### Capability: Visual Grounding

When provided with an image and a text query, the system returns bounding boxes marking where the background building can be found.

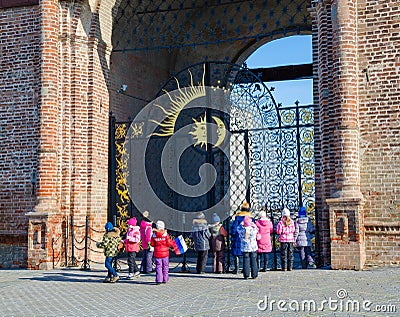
[0,0,399,269]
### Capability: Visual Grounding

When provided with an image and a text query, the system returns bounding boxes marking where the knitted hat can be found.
[259,211,267,218]
[105,222,114,232]
[212,213,220,223]
[282,208,290,218]
[243,216,252,227]
[142,210,149,218]
[127,217,137,226]
[195,212,206,219]
[241,201,250,212]
[156,220,165,230]
[298,206,307,218]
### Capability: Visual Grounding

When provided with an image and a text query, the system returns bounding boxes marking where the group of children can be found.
[96,211,163,283]
[96,203,316,283]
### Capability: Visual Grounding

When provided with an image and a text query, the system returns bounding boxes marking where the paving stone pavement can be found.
[0,258,399,317]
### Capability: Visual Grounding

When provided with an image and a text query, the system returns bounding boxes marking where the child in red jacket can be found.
[150,220,173,284]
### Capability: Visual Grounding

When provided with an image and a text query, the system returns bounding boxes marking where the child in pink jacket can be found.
[140,211,154,274]
[124,217,141,279]
[255,211,273,272]
[276,208,295,271]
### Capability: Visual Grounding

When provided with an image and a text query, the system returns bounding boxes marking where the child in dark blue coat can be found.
[230,201,253,274]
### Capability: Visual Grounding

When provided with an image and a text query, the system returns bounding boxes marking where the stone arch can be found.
[107,0,313,121]
[232,31,312,67]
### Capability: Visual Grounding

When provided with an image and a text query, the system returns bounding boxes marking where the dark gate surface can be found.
[109,61,315,267]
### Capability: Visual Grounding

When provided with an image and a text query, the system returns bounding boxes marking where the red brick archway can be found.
[1,0,399,269]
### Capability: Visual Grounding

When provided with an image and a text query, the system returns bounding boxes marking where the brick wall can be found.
[358,0,400,265]
[0,0,110,268]
[0,5,40,268]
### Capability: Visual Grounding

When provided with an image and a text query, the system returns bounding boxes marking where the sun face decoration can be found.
[149,63,227,149]
[189,113,208,149]
[189,113,227,150]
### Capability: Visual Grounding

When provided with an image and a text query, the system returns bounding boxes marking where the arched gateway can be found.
[110,61,316,268]
[1,0,399,270]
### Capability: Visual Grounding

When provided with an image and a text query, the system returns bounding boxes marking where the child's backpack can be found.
[126,229,140,243]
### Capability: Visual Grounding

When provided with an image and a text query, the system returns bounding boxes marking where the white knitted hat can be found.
[282,208,290,217]
[156,220,165,230]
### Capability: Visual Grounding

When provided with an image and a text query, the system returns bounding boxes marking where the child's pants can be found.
[298,246,314,268]
[196,250,208,274]
[105,256,118,277]
[213,250,225,273]
[127,251,139,274]
[140,249,154,273]
[280,242,294,270]
[155,257,169,283]
[232,255,240,273]
[243,251,258,278]
[257,252,268,270]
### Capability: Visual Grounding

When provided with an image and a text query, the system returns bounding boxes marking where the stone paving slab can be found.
[0,261,399,317]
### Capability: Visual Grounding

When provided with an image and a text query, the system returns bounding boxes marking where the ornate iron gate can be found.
[109,61,315,267]
[151,61,315,214]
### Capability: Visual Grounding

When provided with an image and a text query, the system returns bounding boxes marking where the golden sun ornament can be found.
[149,63,226,148]
[189,113,208,149]
[189,113,227,150]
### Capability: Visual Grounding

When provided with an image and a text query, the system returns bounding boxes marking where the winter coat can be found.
[230,211,253,256]
[150,230,173,258]
[276,218,295,243]
[209,223,227,252]
[294,217,315,247]
[237,222,259,253]
[140,220,153,250]
[191,218,211,251]
[255,217,273,253]
[96,227,122,257]
[124,225,140,252]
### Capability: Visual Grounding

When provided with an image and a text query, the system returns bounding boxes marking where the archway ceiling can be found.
[112,0,311,53]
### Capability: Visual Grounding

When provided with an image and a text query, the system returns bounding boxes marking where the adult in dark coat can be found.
[191,212,211,274]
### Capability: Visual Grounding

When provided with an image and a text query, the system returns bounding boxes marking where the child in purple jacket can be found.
[294,206,316,269]
[276,208,295,271]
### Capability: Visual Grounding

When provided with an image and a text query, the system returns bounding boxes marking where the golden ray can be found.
[150,64,206,137]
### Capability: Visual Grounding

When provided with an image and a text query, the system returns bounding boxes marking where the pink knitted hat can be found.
[127,217,137,226]
[243,216,252,227]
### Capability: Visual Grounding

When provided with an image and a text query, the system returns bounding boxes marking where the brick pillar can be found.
[26,0,60,269]
[312,1,334,267]
[326,0,365,269]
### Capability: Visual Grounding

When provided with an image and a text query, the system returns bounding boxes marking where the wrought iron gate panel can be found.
[228,132,248,213]
[109,120,132,234]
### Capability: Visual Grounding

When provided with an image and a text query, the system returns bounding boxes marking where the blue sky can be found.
[245,35,313,106]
